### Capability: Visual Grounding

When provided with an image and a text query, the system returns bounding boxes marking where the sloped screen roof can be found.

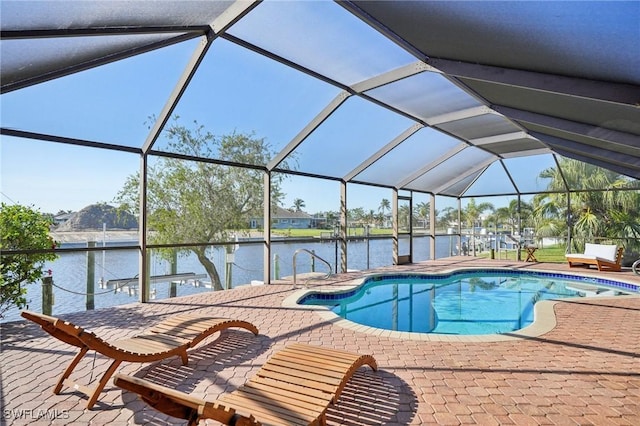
[1,0,638,197]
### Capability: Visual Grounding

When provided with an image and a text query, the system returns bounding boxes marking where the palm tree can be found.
[366,209,376,227]
[463,198,494,231]
[534,158,640,259]
[378,198,390,215]
[493,199,533,235]
[291,198,305,212]
[463,198,494,255]
[398,204,411,231]
[414,201,429,229]
[378,198,391,228]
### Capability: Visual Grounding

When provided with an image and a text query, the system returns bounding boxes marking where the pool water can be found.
[300,271,632,335]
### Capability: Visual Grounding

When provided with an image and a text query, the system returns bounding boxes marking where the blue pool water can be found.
[299,270,634,335]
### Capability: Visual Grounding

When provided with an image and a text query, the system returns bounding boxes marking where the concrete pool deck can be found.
[1,257,639,425]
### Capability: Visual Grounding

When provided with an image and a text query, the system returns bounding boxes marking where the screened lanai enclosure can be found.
[1,1,639,321]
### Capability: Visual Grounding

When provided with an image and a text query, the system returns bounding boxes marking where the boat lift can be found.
[103,272,209,296]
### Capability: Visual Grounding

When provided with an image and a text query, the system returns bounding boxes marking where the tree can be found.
[0,203,58,318]
[398,203,411,231]
[378,198,391,228]
[291,198,305,212]
[438,206,458,229]
[366,209,376,228]
[534,158,640,258]
[463,198,494,231]
[116,120,288,291]
[378,198,390,215]
[462,198,494,254]
[493,199,533,235]
[414,201,430,228]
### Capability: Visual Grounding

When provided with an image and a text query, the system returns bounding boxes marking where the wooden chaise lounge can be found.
[565,243,623,272]
[114,343,378,426]
[21,310,259,409]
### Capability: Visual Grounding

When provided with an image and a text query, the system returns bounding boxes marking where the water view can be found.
[2,236,453,323]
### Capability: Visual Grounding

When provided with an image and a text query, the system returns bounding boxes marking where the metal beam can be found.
[428,58,640,106]
[339,181,348,273]
[469,131,529,146]
[1,33,201,94]
[336,1,429,62]
[550,147,640,180]
[500,148,552,158]
[343,123,423,181]
[263,171,272,284]
[1,26,210,39]
[0,128,142,154]
[531,132,640,172]
[397,143,467,188]
[138,154,149,302]
[426,105,493,126]
[209,1,263,34]
[431,157,495,195]
[267,91,351,170]
[494,105,640,149]
[350,61,433,93]
[142,1,261,154]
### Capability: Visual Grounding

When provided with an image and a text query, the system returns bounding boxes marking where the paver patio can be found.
[1,258,639,425]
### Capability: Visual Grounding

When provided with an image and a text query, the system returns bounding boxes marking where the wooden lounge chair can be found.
[114,343,378,426]
[565,243,624,272]
[20,310,259,409]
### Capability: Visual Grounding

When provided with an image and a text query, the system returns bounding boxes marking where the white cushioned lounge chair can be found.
[565,243,623,272]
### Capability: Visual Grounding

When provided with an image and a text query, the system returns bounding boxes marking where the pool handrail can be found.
[292,248,332,286]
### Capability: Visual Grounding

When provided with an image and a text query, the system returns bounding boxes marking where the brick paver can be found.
[1,258,638,425]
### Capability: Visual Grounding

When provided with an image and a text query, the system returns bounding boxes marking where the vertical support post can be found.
[225,246,233,290]
[169,249,177,298]
[273,254,280,280]
[566,191,572,251]
[311,250,316,272]
[263,171,272,284]
[334,233,338,274]
[42,276,53,316]
[339,181,348,273]
[139,153,149,302]
[457,198,462,255]
[430,193,436,260]
[365,225,370,269]
[408,193,413,263]
[517,194,522,261]
[392,189,399,265]
[86,241,95,310]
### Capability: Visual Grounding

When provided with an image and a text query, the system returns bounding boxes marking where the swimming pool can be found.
[299,269,636,335]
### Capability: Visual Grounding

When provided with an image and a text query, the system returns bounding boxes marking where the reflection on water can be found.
[1,236,455,323]
[303,274,586,335]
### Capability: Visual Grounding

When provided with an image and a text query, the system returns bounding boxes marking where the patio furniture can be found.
[565,243,623,271]
[523,245,538,262]
[114,343,378,426]
[20,310,259,409]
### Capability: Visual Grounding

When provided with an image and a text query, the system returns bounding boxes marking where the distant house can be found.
[249,206,314,229]
[53,212,75,226]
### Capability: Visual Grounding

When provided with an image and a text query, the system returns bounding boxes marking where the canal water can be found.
[2,236,464,323]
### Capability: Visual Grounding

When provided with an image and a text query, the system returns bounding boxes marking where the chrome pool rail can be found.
[292,248,332,287]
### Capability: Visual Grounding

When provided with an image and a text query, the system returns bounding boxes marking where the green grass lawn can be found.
[270,228,394,238]
[478,244,567,263]
[267,229,568,263]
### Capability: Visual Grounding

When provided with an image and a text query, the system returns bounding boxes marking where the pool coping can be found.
[282,266,640,342]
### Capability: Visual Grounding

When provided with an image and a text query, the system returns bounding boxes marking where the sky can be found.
[0,1,413,215]
[0,1,564,216]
